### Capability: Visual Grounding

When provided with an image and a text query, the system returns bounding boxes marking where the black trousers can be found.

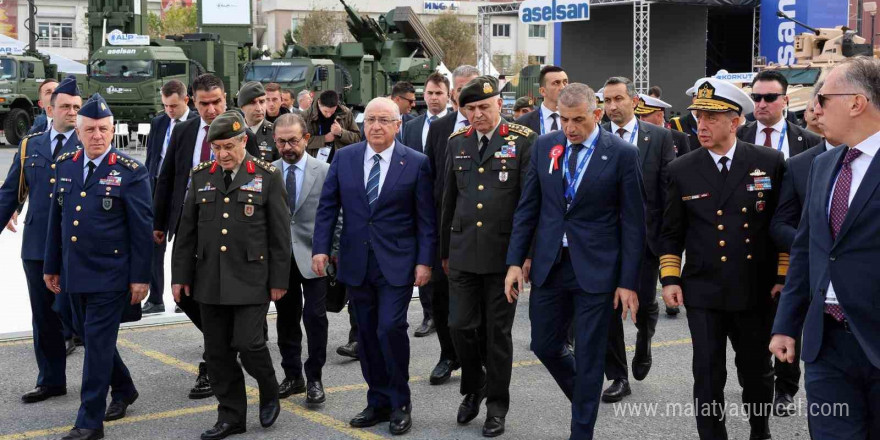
[448,270,516,418]
[276,258,328,382]
[605,252,660,380]
[200,302,278,425]
[417,284,434,321]
[347,300,358,344]
[687,306,773,440]
[431,273,457,362]
[148,240,166,305]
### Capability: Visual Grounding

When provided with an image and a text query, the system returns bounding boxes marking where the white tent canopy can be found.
[0,34,86,74]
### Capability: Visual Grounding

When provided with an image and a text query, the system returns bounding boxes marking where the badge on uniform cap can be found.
[103,197,113,211]
[483,82,493,94]
[100,103,106,111]
[244,204,254,217]
[232,121,241,131]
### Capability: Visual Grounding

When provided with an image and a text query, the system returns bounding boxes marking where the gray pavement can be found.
[0,294,811,440]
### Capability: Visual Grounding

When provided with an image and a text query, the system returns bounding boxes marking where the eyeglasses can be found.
[750,93,784,103]
[276,137,303,146]
[398,97,415,106]
[816,93,868,108]
[365,117,398,126]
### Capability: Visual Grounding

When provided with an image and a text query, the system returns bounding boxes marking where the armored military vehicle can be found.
[0,50,58,145]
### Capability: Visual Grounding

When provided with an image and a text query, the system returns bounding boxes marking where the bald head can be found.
[364,97,401,152]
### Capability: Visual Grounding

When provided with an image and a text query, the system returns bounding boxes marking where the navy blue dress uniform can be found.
[440,76,535,434]
[659,79,785,440]
[44,94,153,437]
[669,113,701,154]
[172,111,290,436]
[0,75,82,403]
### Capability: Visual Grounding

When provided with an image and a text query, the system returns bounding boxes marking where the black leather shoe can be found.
[414,318,435,337]
[665,305,680,316]
[259,398,280,428]
[189,362,214,399]
[631,354,652,381]
[749,423,772,439]
[429,359,460,385]
[457,388,486,424]
[200,422,245,440]
[389,405,412,435]
[306,380,325,406]
[65,339,76,356]
[482,416,505,437]
[336,341,359,359]
[601,379,631,403]
[105,390,138,421]
[60,427,104,440]
[350,406,391,428]
[141,302,165,315]
[279,376,306,398]
[174,305,183,313]
[21,386,66,403]
[773,391,795,417]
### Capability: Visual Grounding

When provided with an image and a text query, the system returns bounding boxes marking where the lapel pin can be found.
[400,160,405,165]
[798,136,803,141]
[643,137,649,142]
[601,155,608,160]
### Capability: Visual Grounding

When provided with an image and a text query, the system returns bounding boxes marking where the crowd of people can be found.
[0,54,878,440]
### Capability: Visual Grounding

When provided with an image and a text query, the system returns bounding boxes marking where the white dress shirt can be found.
[455,111,469,129]
[756,119,790,159]
[282,153,307,207]
[475,121,501,144]
[562,127,600,247]
[825,130,880,305]
[540,103,559,134]
[610,117,638,145]
[364,142,396,197]
[160,108,189,171]
[82,149,110,181]
[422,109,448,147]
[707,142,737,172]
[192,118,210,168]
[48,127,74,156]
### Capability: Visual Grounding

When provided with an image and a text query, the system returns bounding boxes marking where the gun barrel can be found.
[776,11,820,35]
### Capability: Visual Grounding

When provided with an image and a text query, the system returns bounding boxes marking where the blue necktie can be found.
[286,165,296,215]
[428,115,438,125]
[367,154,381,209]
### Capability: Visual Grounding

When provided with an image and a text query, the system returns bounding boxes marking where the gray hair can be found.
[603,76,637,98]
[274,113,308,133]
[558,83,597,112]
[840,56,880,111]
[76,114,114,128]
[452,65,480,81]
[812,79,824,99]
[297,89,310,99]
[365,97,401,120]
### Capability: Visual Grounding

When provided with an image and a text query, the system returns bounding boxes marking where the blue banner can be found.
[760,0,848,65]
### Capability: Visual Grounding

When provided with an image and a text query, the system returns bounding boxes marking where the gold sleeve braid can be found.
[660,254,682,278]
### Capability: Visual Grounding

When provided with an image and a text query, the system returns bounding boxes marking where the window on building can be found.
[492,24,510,37]
[37,22,73,48]
[528,25,546,38]
[528,55,546,65]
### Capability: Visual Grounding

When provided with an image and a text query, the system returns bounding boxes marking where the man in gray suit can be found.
[272,113,336,406]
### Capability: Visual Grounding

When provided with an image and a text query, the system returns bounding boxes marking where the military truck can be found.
[242,0,443,112]
[0,50,58,146]
[744,11,874,116]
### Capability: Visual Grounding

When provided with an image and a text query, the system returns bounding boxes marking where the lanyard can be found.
[774,123,787,152]
[616,121,639,145]
[539,107,557,135]
[563,133,600,201]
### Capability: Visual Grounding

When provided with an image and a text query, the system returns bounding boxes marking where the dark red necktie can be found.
[825,147,862,321]
[762,127,774,147]
[199,126,211,162]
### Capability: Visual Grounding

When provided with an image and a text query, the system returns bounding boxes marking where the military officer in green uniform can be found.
[172,110,291,440]
[441,76,536,437]
[238,81,280,162]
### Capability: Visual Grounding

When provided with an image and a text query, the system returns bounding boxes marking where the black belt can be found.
[824,313,852,334]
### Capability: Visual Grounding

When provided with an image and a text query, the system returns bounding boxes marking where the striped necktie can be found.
[367,154,381,209]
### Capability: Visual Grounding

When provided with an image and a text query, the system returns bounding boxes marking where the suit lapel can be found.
[83,148,115,189]
[221,158,255,195]
[375,143,408,208]
[636,124,650,165]
[412,115,426,152]
[745,122,758,144]
[834,151,880,245]
[569,130,612,210]
[180,119,200,163]
[718,143,752,206]
[786,123,805,156]
[34,131,53,160]
[295,155,318,215]
[479,131,505,165]
[694,148,724,193]
[352,143,369,208]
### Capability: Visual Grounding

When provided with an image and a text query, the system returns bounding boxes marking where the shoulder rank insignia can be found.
[449,125,470,140]
[507,123,534,137]
[114,155,140,170]
[252,157,276,173]
[749,169,766,177]
[191,160,214,174]
[56,148,80,163]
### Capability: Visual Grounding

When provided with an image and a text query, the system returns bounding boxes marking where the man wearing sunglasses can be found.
[737,70,821,160]
[391,81,417,125]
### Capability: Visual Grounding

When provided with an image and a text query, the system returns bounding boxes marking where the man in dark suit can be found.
[0,75,81,403]
[44,94,153,440]
[421,64,479,385]
[312,97,435,436]
[661,78,784,440]
[153,73,260,400]
[599,77,676,403]
[506,83,645,439]
[391,81,416,125]
[441,76,536,437]
[771,58,880,439]
[515,65,568,135]
[142,79,196,315]
[737,70,822,159]
[398,72,449,338]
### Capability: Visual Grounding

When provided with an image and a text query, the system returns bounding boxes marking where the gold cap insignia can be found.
[100,103,106,111]
[483,82,493,94]
[697,82,715,100]
[232,121,241,131]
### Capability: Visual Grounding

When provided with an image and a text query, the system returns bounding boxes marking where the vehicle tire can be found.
[4,108,32,146]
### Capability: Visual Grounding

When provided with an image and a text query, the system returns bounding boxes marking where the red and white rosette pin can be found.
[549,144,564,173]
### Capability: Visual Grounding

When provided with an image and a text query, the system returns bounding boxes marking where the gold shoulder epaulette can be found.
[192,160,213,173]
[253,158,276,173]
[508,123,534,137]
[56,148,80,162]
[449,125,469,140]
[116,155,140,171]
[22,131,44,141]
